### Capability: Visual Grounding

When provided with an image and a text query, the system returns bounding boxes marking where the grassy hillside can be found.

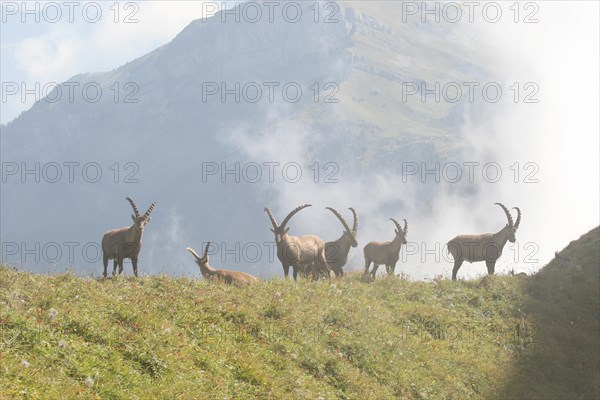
[499,226,600,400]
[1,228,598,400]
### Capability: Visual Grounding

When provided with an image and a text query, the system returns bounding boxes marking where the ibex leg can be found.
[363,259,372,275]
[485,260,496,275]
[132,258,138,277]
[371,264,380,278]
[390,262,398,276]
[451,259,463,281]
[315,254,331,280]
[103,253,109,278]
[113,260,118,276]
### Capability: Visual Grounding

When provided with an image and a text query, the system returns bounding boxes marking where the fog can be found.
[1,1,598,280]
[226,2,599,279]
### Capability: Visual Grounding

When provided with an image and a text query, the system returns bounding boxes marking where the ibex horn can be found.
[281,204,312,229]
[390,218,402,232]
[144,202,156,218]
[203,242,211,259]
[326,207,352,235]
[403,218,408,233]
[349,207,358,236]
[494,203,514,227]
[264,207,279,229]
[126,197,140,218]
[513,207,521,230]
[186,247,202,261]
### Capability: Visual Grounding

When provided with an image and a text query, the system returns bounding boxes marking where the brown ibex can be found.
[101,197,156,278]
[265,204,331,280]
[509,269,527,277]
[363,218,408,278]
[447,203,521,280]
[187,243,259,285]
[324,207,358,277]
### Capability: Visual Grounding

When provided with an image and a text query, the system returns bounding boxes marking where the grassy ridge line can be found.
[0,226,598,399]
[1,273,528,399]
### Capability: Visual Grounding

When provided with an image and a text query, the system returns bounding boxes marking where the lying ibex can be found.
[265,204,331,280]
[447,203,521,280]
[187,243,259,285]
[363,218,408,278]
[101,197,156,278]
[324,207,358,277]
[509,269,527,277]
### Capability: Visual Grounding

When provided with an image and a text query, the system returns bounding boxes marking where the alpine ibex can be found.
[265,204,331,280]
[324,207,358,277]
[447,203,521,280]
[509,269,527,277]
[363,218,408,278]
[187,243,259,285]
[101,197,156,278]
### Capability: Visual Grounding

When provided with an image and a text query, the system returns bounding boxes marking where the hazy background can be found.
[1,1,598,279]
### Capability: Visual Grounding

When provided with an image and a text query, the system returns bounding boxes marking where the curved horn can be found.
[281,204,312,229]
[513,207,521,230]
[326,207,352,235]
[349,207,358,236]
[264,207,279,229]
[390,218,402,232]
[144,202,156,218]
[494,203,514,227]
[403,218,408,233]
[126,197,140,217]
[203,242,211,259]
[186,247,202,261]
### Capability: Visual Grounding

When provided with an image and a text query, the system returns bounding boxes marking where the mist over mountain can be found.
[2,1,596,278]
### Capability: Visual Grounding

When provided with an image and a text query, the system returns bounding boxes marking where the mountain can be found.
[1,1,491,277]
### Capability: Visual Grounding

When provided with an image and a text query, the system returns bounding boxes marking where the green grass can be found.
[1,227,598,399]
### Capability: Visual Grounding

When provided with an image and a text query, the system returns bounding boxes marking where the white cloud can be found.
[1,1,217,123]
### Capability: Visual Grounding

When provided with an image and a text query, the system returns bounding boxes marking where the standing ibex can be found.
[363,218,408,278]
[324,207,358,277]
[265,204,331,280]
[101,197,156,278]
[187,243,259,285]
[447,203,521,280]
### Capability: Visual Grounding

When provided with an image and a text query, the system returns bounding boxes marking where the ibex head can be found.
[390,218,408,244]
[494,203,521,243]
[265,204,312,243]
[326,207,358,247]
[187,242,211,269]
[127,197,156,232]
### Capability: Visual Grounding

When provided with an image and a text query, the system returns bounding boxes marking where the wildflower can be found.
[48,308,58,319]
[21,360,30,368]
[58,340,67,349]
[84,377,94,387]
